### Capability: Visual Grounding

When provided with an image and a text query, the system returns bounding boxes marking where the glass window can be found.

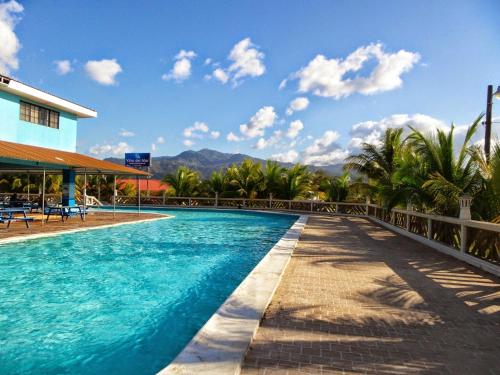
[20,101,59,129]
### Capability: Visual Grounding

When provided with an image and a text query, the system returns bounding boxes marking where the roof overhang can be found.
[0,75,97,119]
[0,140,148,176]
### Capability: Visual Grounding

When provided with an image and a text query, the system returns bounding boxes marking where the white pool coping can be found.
[0,215,172,246]
[159,214,308,375]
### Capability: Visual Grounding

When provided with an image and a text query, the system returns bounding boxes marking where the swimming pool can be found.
[0,209,298,374]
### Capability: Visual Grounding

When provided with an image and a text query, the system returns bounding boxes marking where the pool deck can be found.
[241,215,500,375]
[0,211,167,241]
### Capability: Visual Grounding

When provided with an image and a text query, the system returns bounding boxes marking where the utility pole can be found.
[485,85,493,162]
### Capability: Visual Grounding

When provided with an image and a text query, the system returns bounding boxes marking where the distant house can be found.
[118,178,169,193]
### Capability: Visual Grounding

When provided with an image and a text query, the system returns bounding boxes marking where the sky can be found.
[1,0,499,164]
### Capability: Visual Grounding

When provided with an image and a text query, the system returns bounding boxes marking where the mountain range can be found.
[105,149,344,179]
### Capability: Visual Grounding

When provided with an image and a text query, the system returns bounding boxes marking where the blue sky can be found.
[1,0,499,164]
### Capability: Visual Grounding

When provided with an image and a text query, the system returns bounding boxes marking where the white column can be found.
[113,175,117,219]
[83,172,87,221]
[215,192,219,207]
[137,175,141,214]
[42,169,46,225]
[27,172,30,202]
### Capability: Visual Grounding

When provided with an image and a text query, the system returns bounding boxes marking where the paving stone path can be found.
[241,215,500,375]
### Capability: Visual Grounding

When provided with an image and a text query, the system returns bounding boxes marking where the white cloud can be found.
[183,139,195,147]
[286,97,309,116]
[204,58,212,65]
[156,136,165,144]
[271,150,298,163]
[89,142,132,157]
[151,143,157,151]
[210,131,220,139]
[292,43,420,99]
[239,106,277,139]
[286,120,304,139]
[348,114,448,150]
[119,128,135,137]
[175,49,196,60]
[212,68,229,84]
[162,49,196,82]
[0,0,23,75]
[210,38,265,86]
[301,130,347,165]
[54,59,73,75]
[227,132,242,142]
[278,78,288,90]
[253,130,282,150]
[85,59,122,85]
[183,121,209,138]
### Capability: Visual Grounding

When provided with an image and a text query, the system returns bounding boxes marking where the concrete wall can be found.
[0,90,78,152]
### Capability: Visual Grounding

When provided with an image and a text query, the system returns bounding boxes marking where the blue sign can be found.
[125,153,151,167]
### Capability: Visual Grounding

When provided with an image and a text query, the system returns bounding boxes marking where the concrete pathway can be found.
[241,216,500,375]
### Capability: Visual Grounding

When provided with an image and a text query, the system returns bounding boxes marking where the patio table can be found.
[46,206,84,222]
[0,208,34,228]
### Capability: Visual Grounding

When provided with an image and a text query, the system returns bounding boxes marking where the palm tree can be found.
[408,116,482,216]
[281,164,311,200]
[227,159,264,198]
[320,172,350,202]
[208,170,228,196]
[263,160,284,197]
[469,142,500,222]
[345,128,404,207]
[162,166,200,197]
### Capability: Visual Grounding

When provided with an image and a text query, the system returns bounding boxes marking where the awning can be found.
[0,139,148,176]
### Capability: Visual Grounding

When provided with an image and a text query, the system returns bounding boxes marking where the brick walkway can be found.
[241,216,500,375]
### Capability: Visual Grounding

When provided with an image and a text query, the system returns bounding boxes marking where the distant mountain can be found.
[105,148,344,178]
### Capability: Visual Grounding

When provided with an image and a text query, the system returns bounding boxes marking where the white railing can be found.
[111,195,499,275]
[83,195,103,207]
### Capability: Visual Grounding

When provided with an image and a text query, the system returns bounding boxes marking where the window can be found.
[20,101,59,129]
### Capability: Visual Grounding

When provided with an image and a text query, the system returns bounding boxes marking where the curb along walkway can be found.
[241,215,500,375]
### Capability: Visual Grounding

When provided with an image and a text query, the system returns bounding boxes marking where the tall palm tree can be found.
[162,166,200,197]
[469,142,500,222]
[263,160,284,197]
[208,170,228,196]
[227,159,264,198]
[345,128,404,207]
[408,115,482,215]
[281,164,311,200]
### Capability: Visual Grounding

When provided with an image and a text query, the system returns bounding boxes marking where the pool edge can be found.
[0,215,173,245]
[159,214,309,375]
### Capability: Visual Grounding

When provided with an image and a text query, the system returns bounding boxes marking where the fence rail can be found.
[110,195,499,273]
[2,191,497,274]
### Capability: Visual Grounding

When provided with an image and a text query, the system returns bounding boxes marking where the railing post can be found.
[188,198,192,206]
[288,200,292,210]
[365,196,370,216]
[460,224,468,253]
[242,199,246,207]
[335,202,339,213]
[391,210,395,225]
[215,192,219,207]
[406,202,412,231]
[310,200,313,212]
[459,195,472,220]
[269,193,272,209]
[162,192,166,205]
[427,218,432,240]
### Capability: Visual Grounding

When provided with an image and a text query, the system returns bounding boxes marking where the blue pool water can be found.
[0,209,297,374]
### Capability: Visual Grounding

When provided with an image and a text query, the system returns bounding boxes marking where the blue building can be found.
[0,74,146,206]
